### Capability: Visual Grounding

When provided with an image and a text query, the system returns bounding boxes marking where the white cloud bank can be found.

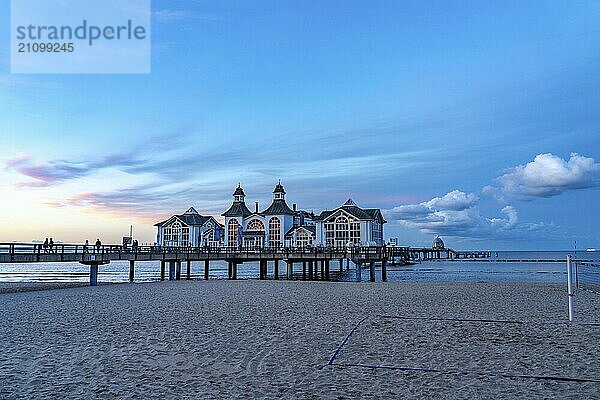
[486,153,600,199]
[384,190,545,239]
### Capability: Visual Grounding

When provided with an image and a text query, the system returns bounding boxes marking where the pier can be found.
[0,243,417,286]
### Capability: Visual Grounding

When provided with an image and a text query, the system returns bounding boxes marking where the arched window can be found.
[247,219,265,231]
[335,216,349,247]
[268,217,281,248]
[228,219,239,246]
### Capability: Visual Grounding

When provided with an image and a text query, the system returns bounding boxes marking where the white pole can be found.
[567,255,574,321]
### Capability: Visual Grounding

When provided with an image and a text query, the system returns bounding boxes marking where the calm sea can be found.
[1,250,598,284]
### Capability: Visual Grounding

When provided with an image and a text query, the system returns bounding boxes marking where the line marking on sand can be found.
[377,314,600,326]
[327,316,369,366]
[331,363,600,384]
[326,315,600,383]
[378,315,522,324]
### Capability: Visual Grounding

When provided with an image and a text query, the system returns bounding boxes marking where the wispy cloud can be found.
[484,153,600,200]
[5,155,90,187]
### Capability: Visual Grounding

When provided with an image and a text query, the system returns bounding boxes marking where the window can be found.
[325,222,335,246]
[372,222,382,244]
[228,219,239,246]
[335,216,349,247]
[203,229,214,243]
[247,219,265,231]
[350,222,360,244]
[163,227,172,244]
[323,213,362,247]
[182,227,190,246]
[172,222,181,245]
[296,230,313,247]
[268,217,281,248]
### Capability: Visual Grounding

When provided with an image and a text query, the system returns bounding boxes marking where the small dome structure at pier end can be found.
[432,235,445,250]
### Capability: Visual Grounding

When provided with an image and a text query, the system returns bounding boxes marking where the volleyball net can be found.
[575,261,600,295]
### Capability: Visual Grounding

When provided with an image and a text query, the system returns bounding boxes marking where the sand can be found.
[0,282,91,295]
[1,281,599,399]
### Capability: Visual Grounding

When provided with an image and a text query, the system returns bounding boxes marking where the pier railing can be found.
[0,242,408,263]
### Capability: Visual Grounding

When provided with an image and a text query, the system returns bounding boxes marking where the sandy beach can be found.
[1,280,599,399]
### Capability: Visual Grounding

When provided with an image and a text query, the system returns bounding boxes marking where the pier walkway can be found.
[0,243,430,285]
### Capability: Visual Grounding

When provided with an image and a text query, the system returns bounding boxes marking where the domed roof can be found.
[273,180,286,194]
[233,184,245,197]
[432,236,445,249]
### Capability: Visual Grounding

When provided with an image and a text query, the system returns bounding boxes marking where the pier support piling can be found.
[169,261,176,281]
[286,261,293,280]
[186,260,191,280]
[382,259,387,282]
[129,260,135,282]
[260,260,267,280]
[160,261,165,281]
[176,260,182,280]
[320,260,325,280]
[325,260,330,280]
[274,259,279,280]
[232,262,237,280]
[308,261,313,280]
[355,263,362,282]
[339,259,343,272]
[369,262,375,282]
[90,264,99,286]
[302,261,307,280]
[204,259,209,280]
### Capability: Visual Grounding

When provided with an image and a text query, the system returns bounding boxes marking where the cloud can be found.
[384,190,546,239]
[4,156,91,187]
[485,153,600,199]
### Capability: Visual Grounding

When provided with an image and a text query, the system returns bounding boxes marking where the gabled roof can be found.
[297,210,315,219]
[314,199,386,223]
[155,209,218,227]
[285,225,316,238]
[314,210,334,221]
[364,208,387,224]
[262,199,295,215]
[222,202,253,218]
[243,212,264,220]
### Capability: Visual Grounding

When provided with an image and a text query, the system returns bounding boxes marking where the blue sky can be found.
[1,0,600,249]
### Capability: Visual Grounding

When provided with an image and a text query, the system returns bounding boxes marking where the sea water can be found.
[0,250,597,284]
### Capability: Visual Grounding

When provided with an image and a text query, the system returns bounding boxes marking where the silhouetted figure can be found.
[95,238,102,253]
[83,240,89,254]
[43,238,49,253]
[49,238,54,253]
[132,240,138,253]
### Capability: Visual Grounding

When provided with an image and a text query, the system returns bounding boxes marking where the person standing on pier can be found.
[83,240,89,254]
[49,238,54,253]
[43,238,49,253]
[95,238,102,253]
